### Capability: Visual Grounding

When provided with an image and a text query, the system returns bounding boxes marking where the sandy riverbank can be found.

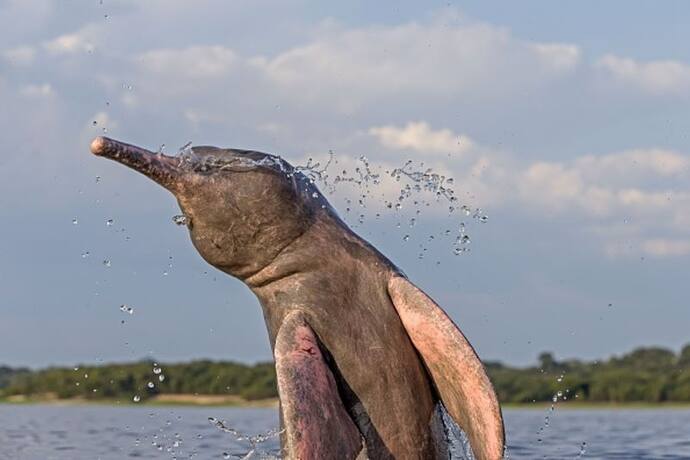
[0,393,279,407]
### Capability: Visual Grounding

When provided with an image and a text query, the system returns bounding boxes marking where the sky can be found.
[1,0,689,369]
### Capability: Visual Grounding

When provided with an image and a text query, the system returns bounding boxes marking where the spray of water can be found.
[208,417,283,459]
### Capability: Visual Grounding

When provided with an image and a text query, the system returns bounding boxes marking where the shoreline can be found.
[501,401,690,410]
[2,394,689,409]
[0,393,279,408]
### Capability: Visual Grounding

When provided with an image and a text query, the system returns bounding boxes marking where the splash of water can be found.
[172,214,187,226]
[536,372,572,446]
[440,405,476,460]
[208,417,282,459]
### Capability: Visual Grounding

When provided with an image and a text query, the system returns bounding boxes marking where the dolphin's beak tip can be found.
[90,136,109,156]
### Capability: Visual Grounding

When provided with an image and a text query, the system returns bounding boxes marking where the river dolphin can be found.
[90,136,504,459]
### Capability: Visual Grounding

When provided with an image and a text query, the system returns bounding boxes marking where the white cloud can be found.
[490,147,690,258]
[641,239,690,257]
[19,83,54,98]
[369,121,474,155]
[139,46,238,79]
[2,45,36,65]
[517,148,688,216]
[575,148,689,180]
[519,161,586,209]
[530,43,581,73]
[596,54,690,95]
[254,16,581,111]
[44,32,95,54]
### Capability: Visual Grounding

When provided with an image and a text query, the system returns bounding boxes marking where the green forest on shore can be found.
[2,344,689,405]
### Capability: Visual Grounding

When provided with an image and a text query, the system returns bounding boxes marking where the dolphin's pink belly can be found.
[253,240,443,458]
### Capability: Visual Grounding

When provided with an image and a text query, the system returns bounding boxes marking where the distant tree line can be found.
[0,366,29,389]
[1,344,689,404]
[0,360,276,402]
[488,344,690,403]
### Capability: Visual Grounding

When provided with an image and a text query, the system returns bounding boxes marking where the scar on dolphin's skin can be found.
[91,136,505,460]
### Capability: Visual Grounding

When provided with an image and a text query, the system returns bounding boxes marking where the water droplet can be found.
[153,367,162,375]
[177,141,193,156]
[172,215,187,226]
[311,192,319,198]
[103,259,111,267]
[119,304,134,315]
[72,218,78,225]
[92,120,98,126]
[159,374,165,382]
[106,219,113,226]
[133,395,141,403]
[147,381,155,389]
[95,175,101,183]
[403,235,410,241]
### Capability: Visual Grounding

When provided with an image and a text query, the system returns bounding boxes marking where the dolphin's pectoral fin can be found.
[274,311,364,460]
[387,276,505,460]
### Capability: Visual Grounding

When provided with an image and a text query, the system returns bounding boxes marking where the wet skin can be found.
[90,136,504,459]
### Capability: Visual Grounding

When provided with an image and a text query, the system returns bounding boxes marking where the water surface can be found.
[1,405,688,459]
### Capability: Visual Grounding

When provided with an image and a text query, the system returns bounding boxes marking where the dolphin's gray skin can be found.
[90,136,504,460]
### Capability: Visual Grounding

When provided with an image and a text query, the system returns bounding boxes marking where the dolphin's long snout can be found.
[90,136,182,191]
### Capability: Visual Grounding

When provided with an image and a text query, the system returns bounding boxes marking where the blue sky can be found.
[1,1,689,368]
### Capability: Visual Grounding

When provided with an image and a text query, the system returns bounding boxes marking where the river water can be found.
[0,405,688,459]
